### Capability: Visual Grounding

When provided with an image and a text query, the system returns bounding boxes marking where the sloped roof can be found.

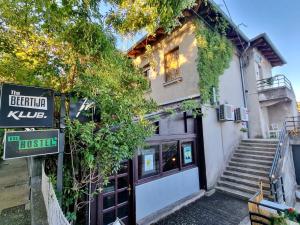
[250,33,286,66]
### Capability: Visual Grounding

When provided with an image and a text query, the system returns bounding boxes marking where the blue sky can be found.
[116,1,300,101]
[212,0,300,101]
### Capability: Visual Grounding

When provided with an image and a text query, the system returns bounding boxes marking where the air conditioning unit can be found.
[218,104,235,121]
[235,107,249,122]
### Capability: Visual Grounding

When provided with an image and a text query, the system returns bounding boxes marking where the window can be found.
[181,142,194,166]
[165,47,180,82]
[138,145,160,179]
[143,64,151,89]
[162,142,179,172]
[137,140,196,182]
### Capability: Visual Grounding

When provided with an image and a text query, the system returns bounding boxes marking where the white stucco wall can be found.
[202,53,246,189]
[244,48,273,138]
[135,168,200,220]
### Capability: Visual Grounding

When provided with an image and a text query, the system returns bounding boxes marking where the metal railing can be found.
[257,74,293,90]
[269,116,300,203]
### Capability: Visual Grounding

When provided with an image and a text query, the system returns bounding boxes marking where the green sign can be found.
[3,129,59,160]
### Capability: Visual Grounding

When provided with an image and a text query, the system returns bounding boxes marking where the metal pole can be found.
[57,93,66,205]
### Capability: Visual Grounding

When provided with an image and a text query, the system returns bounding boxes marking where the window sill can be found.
[163,77,183,87]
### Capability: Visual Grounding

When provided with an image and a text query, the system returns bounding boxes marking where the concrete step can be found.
[239,142,277,148]
[226,166,269,177]
[228,161,270,172]
[220,175,270,190]
[241,139,278,144]
[224,170,269,183]
[215,186,253,201]
[231,157,273,166]
[217,180,271,196]
[237,146,276,152]
[233,153,274,161]
[235,149,275,157]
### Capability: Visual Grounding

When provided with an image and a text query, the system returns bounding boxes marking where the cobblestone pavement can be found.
[0,205,30,225]
[153,192,249,225]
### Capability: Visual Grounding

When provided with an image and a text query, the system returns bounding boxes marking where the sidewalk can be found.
[153,191,249,225]
[0,159,30,225]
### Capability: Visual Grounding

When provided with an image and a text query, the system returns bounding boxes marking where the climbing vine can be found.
[195,20,233,104]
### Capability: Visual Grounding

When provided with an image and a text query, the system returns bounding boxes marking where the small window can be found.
[162,142,179,172]
[165,47,180,82]
[138,145,160,179]
[181,142,194,166]
[143,64,151,89]
[153,121,159,135]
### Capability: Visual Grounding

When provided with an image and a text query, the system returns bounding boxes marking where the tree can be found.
[0,0,196,223]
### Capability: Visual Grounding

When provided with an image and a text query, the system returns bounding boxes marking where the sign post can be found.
[56,93,66,205]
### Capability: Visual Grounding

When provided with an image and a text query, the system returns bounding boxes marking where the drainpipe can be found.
[239,42,251,138]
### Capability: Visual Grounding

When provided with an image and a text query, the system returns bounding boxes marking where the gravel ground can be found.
[152,192,249,225]
[0,205,30,225]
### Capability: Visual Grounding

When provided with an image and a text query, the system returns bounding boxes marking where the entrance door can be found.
[97,161,133,225]
[292,145,300,184]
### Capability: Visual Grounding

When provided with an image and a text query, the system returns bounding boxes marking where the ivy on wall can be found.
[195,20,233,104]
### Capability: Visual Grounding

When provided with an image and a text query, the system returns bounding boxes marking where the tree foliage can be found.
[106,0,196,34]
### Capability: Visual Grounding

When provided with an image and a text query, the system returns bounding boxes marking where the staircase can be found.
[216,139,278,200]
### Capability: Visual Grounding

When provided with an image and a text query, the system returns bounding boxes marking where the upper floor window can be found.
[165,47,180,82]
[143,64,151,89]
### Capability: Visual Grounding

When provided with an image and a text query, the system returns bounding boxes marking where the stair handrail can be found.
[269,116,300,202]
[268,121,288,202]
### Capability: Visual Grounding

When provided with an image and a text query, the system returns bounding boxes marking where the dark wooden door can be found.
[292,145,300,185]
[97,161,134,225]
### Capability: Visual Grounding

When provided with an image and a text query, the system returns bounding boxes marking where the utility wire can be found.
[221,0,246,51]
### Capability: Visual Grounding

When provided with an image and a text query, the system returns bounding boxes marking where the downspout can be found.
[239,42,251,138]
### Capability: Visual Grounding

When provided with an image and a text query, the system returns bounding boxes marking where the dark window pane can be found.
[138,145,160,179]
[103,180,115,193]
[162,142,179,172]
[103,194,115,209]
[118,176,128,189]
[181,142,194,166]
[117,205,128,219]
[103,210,115,225]
[118,161,128,174]
[118,191,128,204]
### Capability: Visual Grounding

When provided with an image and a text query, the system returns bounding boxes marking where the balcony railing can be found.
[257,74,293,90]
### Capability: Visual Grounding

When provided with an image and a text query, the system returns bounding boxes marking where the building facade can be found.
[90,2,298,225]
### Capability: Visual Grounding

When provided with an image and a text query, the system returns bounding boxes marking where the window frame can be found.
[135,138,197,185]
[164,47,180,83]
[143,63,151,90]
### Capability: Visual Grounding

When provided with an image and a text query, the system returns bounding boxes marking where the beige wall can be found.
[133,21,200,105]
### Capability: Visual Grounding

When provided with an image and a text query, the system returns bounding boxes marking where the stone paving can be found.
[152,192,249,225]
[0,159,30,225]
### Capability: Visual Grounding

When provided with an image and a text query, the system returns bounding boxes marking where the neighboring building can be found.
[90,1,298,225]
[298,102,300,113]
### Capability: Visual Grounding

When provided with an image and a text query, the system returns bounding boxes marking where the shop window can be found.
[138,145,160,179]
[181,142,194,166]
[162,142,179,172]
[165,47,180,82]
[137,140,195,182]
